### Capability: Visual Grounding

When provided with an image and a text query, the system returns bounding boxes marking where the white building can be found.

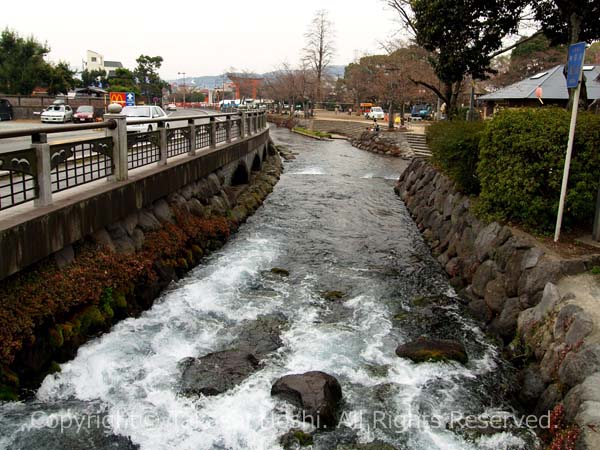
[86,50,123,76]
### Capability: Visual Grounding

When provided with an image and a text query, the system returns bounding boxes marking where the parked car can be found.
[41,104,73,123]
[0,99,14,121]
[73,105,97,123]
[410,104,432,120]
[122,105,169,132]
[366,106,385,120]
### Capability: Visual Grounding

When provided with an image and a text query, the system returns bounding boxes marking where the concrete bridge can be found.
[0,107,270,281]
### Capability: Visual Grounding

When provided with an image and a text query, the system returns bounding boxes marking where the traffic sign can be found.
[566,42,586,88]
[126,92,135,106]
[109,92,126,106]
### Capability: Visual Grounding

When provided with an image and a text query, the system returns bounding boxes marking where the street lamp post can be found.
[178,71,186,106]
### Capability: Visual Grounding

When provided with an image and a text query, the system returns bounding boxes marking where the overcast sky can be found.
[3,0,406,79]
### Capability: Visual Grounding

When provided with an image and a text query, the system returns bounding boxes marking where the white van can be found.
[366,106,384,120]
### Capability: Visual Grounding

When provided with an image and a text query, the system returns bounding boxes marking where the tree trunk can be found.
[388,101,394,130]
[316,67,322,106]
[443,82,456,118]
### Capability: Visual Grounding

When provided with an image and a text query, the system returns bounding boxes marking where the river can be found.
[0,127,540,450]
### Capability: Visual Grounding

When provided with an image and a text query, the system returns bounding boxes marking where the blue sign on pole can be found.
[566,42,586,88]
[125,92,136,106]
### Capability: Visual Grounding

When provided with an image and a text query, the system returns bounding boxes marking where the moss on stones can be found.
[49,326,64,349]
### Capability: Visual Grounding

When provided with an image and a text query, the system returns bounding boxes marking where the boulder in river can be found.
[271,267,290,277]
[271,371,343,429]
[279,428,314,449]
[179,350,259,396]
[236,313,287,358]
[395,337,468,364]
[321,291,345,301]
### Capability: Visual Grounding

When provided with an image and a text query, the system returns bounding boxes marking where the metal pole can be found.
[554,79,582,242]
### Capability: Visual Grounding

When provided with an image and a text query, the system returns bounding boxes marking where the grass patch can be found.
[292,126,332,139]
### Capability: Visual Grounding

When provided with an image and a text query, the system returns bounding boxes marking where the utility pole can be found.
[178,71,186,105]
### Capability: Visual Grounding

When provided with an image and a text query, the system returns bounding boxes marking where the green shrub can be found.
[426,120,487,194]
[477,108,600,232]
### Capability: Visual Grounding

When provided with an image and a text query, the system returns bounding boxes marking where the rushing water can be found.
[0,127,540,450]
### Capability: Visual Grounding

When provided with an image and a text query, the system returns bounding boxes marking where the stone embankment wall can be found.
[0,145,282,400]
[287,117,367,139]
[350,131,413,158]
[396,158,600,449]
[268,115,394,142]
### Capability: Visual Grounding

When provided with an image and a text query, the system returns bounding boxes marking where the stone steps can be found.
[405,133,431,158]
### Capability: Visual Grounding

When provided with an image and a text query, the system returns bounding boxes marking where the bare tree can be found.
[303,9,336,105]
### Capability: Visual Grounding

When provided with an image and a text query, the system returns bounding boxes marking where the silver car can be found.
[41,104,74,123]
[123,106,169,132]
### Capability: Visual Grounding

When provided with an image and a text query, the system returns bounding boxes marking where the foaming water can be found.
[0,128,539,450]
[289,167,326,175]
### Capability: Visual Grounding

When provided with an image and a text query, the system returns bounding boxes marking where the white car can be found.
[166,103,177,111]
[41,104,73,123]
[123,106,169,132]
[366,106,385,120]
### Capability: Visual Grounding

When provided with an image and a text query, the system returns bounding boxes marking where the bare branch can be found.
[408,77,446,102]
[490,30,544,58]
[385,0,417,36]
[303,9,336,102]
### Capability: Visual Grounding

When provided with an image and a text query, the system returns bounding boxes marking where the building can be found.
[479,64,600,116]
[86,50,123,76]
[227,73,264,100]
[104,61,123,77]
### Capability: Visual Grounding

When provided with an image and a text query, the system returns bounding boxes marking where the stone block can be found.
[484,275,508,313]
[122,212,139,236]
[91,228,115,252]
[472,260,497,297]
[559,344,600,388]
[137,210,161,232]
[153,199,173,223]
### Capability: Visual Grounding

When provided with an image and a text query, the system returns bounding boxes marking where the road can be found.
[0,108,214,154]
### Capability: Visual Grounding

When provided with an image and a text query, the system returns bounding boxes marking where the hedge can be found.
[476,108,600,232]
[426,120,487,194]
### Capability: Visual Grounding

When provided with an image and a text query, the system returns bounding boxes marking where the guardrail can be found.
[0,108,267,212]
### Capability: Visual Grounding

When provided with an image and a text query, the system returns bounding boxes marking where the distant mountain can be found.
[170,76,226,89]
[170,65,346,88]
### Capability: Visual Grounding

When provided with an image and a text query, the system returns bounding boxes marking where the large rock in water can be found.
[271,371,343,429]
[179,350,259,396]
[395,337,468,364]
[236,313,287,358]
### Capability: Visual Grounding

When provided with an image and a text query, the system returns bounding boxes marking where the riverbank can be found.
[0,145,283,401]
[395,158,600,449]
[350,130,413,158]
